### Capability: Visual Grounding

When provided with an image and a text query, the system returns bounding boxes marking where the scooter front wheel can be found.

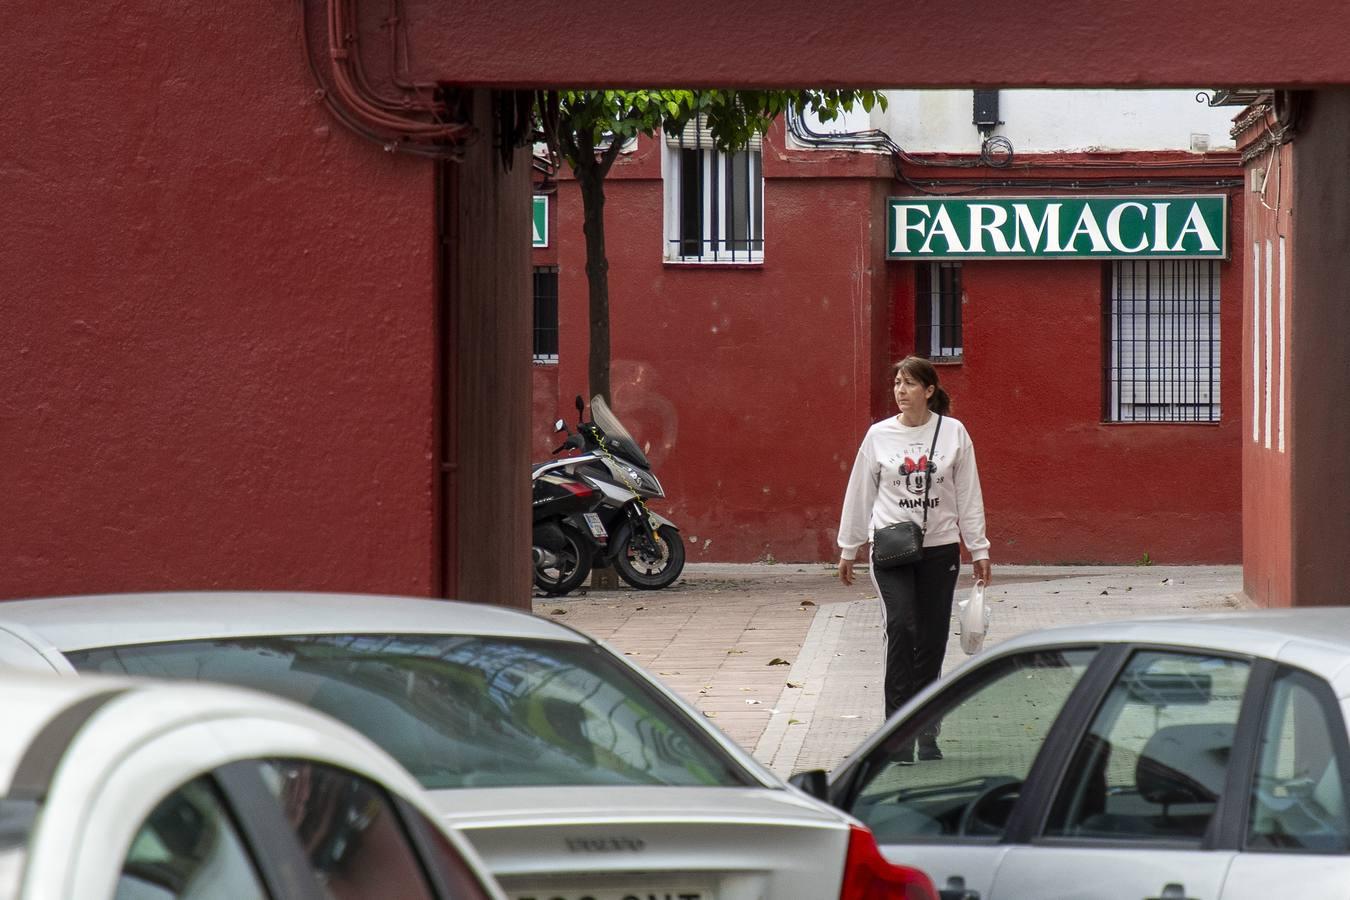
[533,523,593,596]
[614,523,686,590]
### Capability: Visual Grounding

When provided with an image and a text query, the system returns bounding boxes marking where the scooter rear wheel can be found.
[533,523,593,596]
[614,523,686,590]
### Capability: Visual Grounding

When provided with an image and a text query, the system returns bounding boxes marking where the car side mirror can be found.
[788,769,830,802]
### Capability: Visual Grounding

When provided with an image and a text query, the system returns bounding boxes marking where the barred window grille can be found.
[1106,260,1220,422]
[664,115,763,262]
[532,266,559,363]
[916,262,963,359]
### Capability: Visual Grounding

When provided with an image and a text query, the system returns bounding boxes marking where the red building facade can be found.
[536,121,1245,564]
[10,1,1350,607]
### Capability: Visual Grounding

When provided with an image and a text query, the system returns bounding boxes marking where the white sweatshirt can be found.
[837,413,990,561]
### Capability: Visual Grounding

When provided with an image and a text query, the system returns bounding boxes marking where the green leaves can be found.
[544,88,887,167]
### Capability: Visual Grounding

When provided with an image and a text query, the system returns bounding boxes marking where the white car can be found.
[0,592,936,900]
[789,609,1350,900]
[0,670,504,900]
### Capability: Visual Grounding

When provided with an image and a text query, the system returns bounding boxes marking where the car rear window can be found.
[68,634,751,790]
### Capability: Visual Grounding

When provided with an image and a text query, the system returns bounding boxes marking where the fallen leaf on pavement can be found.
[550,609,566,615]
[745,699,761,705]
[767,657,791,666]
[800,599,816,606]
[727,649,746,655]
[786,681,802,689]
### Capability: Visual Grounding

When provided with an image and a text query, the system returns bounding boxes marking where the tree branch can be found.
[596,105,638,178]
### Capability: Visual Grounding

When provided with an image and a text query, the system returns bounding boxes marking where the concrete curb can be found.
[754,603,846,776]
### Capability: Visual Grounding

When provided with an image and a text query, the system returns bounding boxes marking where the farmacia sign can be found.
[886,195,1227,260]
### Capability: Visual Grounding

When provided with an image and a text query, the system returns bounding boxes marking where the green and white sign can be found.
[532,195,548,248]
[886,195,1227,260]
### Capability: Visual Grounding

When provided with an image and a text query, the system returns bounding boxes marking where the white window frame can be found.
[662,121,764,264]
[919,261,963,359]
[1106,259,1221,423]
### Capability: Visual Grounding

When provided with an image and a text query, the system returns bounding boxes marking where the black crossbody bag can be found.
[871,413,942,570]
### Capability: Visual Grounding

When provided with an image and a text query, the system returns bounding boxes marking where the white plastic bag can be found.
[957,579,990,655]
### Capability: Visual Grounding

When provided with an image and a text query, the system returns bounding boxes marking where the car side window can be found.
[255,760,435,900]
[1044,650,1251,843]
[1247,667,1350,852]
[116,776,269,900]
[847,648,1097,841]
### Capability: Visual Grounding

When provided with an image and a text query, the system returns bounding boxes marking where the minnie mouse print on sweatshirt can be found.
[837,413,991,563]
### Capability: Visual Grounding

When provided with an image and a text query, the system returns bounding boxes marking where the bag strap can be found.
[921,413,943,533]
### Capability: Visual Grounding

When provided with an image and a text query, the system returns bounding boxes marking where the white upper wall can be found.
[799,89,1238,154]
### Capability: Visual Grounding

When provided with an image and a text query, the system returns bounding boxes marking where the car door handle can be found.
[1146,884,1196,900]
[940,875,979,900]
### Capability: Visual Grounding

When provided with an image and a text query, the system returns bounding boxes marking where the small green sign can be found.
[532,195,548,248]
[886,195,1227,260]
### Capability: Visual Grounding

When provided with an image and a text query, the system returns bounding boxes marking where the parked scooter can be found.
[531,466,606,596]
[540,396,686,590]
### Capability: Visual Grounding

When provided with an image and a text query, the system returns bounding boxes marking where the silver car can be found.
[0,670,504,899]
[0,592,936,900]
[790,609,1350,900]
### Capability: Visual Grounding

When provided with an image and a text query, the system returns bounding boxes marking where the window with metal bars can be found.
[916,262,963,359]
[532,266,558,363]
[664,116,763,262]
[1105,260,1220,422]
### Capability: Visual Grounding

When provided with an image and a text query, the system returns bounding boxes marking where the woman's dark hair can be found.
[891,356,951,415]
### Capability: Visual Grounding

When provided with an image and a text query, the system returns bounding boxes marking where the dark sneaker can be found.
[917,737,943,761]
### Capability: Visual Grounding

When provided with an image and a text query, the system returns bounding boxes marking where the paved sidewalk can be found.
[532,563,1246,777]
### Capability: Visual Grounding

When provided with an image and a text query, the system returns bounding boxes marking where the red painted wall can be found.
[531,189,562,461]
[2,3,442,598]
[890,251,1243,565]
[410,0,1350,89]
[552,129,894,562]
[545,135,1244,563]
[1239,112,1295,606]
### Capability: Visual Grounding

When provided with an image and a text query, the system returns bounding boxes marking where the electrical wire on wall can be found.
[1231,91,1302,217]
[786,105,1241,195]
[301,0,473,159]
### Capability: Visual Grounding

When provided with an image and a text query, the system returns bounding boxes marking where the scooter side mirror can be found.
[575,395,585,415]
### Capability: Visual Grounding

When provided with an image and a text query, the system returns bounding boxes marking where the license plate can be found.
[583,512,608,540]
[514,888,712,900]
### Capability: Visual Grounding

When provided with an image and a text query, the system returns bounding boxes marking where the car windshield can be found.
[67,634,750,790]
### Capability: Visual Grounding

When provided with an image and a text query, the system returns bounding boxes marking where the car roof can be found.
[989,607,1350,693]
[0,591,587,652]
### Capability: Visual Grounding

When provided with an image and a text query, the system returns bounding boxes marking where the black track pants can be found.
[870,542,961,719]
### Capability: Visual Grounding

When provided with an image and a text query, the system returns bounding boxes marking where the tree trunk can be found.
[576,158,611,405]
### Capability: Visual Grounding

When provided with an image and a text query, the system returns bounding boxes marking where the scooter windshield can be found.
[590,396,650,468]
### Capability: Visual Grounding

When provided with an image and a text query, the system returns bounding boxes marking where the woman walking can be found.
[837,356,991,760]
